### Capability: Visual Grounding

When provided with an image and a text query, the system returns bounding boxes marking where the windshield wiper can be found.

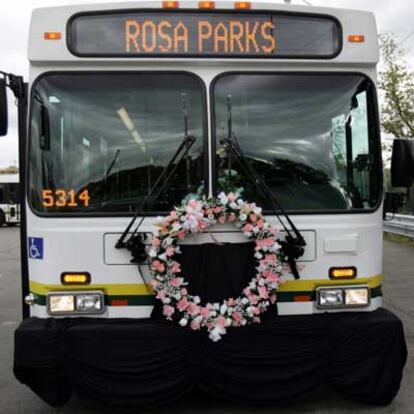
[221,95,306,279]
[115,93,196,262]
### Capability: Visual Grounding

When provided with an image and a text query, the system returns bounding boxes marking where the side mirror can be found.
[391,139,414,187]
[0,78,8,136]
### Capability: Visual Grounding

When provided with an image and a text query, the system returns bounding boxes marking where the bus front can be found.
[13,1,406,408]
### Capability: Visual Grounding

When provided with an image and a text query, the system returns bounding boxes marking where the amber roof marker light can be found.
[199,1,215,9]
[234,2,251,10]
[162,1,179,8]
[44,32,62,40]
[348,35,365,43]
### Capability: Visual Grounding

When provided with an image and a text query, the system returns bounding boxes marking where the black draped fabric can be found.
[14,244,407,408]
[14,310,407,408]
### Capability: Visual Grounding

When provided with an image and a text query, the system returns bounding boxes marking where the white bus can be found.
[0,173,20,226]
[1,0,411,409]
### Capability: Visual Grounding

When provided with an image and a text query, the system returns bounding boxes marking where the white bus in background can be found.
[0,0,412,409]
[0,173,20,226]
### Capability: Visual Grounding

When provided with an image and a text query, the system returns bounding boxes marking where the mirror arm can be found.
[0,72,25,100]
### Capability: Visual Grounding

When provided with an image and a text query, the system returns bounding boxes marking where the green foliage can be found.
[379,33,414,139]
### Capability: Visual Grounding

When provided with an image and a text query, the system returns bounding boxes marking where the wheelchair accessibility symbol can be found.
[28,237,44,260]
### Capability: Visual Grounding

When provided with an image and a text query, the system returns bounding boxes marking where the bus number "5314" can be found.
[42,189,90,208]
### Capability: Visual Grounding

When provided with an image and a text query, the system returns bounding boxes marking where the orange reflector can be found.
[162,1,179,8]
[234,1,251,9]
[348,35,365,43]
[199,1,215,9]
[61,272,91,285]
[329,267,357,280]
[44,32,62,40]
[294,295,312,302]
[111,299,129,306]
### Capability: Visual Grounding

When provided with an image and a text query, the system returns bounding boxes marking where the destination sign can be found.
[69,11,340,58]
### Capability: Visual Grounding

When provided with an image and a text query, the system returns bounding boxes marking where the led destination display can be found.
[69,11,340,58]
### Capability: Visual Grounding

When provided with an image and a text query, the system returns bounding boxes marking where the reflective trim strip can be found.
[30,275,382,296]
[30,276,382,307]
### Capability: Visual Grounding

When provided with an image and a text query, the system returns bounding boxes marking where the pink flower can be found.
[151,238,161,247]
[216,316,227,328]
[263,270,279,283]
[200,307,210,318]
[205,208,213,216]
[218,215,226,224]
[156,290,166,300]
[227,213,236,223]
[177,297,189,311]
[170,277,182,288]
[232,312,243,322]
[181,288,188,295]
[198,220,208,230]
[187,303,200,316]
[248,294,260,305]
[190,320,200,330]
[150,279,160,289]
[256,219,265,229]
[178,230,186,240]
[270,294,277,304]
[265,254,277,263]
[253,316,261,323]
[228,192,237,202]
[170,210,178,219]
[256,238,274,248]
[171,262,181,273]
[166,246,175,257]
[214,206,222,214]
[251,306,261,316]
[258,286,269,299]
[249,213,257,223]
[163,305,175,318]
[243,223,254,233]
[151,260,165,273]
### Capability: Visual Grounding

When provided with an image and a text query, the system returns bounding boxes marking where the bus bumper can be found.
[14,308,407,408]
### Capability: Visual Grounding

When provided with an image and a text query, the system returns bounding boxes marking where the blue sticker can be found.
[28,237,44,260]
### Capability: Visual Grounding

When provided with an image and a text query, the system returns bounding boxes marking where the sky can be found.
[0,0,413,168]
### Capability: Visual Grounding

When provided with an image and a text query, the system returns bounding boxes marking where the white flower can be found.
[162,298,171,304]
[218,192,228,205]
[220,303,228,315]
[239,213,247,221]
[243,231,252,237]
[179,318,188,327]
[253,207,262,215]
[193,296,201,304]
[254,252,263,259]
[158,253,167,261]
[241,298,249,305]
[148,249,158,258]
[209,325,226,342]
[172,222,181,232]
[230,201,238,209]
[163,237,174,246]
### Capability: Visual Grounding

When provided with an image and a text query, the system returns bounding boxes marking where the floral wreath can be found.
[149,192,284,342]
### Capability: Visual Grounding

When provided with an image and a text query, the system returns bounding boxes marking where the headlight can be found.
[317,288,344,308]
[47,291,105,315]
[49,294,75,313]
[317,286,370,309]
[344,287,369,306]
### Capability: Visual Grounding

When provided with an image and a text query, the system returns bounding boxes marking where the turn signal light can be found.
[234,2,251,9]
[162,1,179,8]
[329,267,357,280]
[348,35,365,43]
[61,272,91,285]
[199,1,215,9]
[44,32,62,40]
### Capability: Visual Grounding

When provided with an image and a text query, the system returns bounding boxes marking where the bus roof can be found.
[29,1,378,65]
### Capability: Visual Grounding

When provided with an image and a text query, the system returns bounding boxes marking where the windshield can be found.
[29,73,205,214]
[213,73,381,211]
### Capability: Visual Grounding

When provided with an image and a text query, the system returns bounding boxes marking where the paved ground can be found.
[0,227,413,413]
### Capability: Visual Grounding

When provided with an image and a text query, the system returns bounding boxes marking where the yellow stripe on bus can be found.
[29,275,382,296]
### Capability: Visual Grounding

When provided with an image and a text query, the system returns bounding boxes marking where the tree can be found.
[379,33,414,139]
[379,33,414,214]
